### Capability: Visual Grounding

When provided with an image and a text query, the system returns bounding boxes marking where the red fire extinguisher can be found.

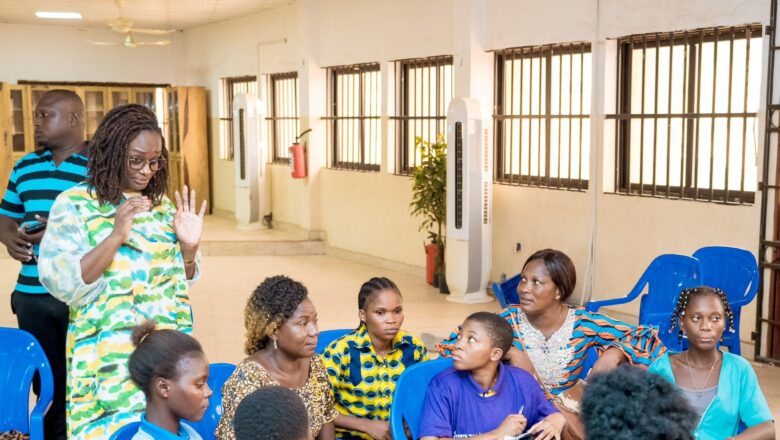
[290,129,312,179]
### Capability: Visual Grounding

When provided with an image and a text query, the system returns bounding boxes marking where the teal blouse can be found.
[649,352,773,439]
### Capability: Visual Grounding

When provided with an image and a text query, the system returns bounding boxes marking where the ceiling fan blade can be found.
[132,28,176,35]
[87,41,121,46]
[136,40,172,46]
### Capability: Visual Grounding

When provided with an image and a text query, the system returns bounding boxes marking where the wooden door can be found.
[82,87,107,141]
[108,87,130,109]
[176,86,210,211]
[0,84,32,200]
[165,88,182,198]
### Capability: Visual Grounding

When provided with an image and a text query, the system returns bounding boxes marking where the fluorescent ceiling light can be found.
[35,11,82,19]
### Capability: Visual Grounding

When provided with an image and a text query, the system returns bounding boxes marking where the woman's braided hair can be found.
[244,275,309,354]
[669,286,736,340]
[86,104,169,206]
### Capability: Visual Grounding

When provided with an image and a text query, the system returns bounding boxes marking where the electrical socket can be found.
[514,243,522,253]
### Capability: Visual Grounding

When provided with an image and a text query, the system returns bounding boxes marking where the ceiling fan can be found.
[88,0,175,48]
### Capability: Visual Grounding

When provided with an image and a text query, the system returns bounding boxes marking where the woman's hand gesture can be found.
[174,185,207,255]
[111,196,151,243]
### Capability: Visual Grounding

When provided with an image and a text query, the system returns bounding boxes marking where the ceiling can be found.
[0,0,295,31]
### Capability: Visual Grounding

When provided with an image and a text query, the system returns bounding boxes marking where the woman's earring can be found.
[273,339,278,350]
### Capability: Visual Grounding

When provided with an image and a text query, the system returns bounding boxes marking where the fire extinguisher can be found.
[290,128,312,179]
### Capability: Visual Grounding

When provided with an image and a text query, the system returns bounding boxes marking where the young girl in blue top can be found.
[649,287,775,440]
[128,320,212,440]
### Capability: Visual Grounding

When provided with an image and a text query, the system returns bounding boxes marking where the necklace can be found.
[685,351,719,399]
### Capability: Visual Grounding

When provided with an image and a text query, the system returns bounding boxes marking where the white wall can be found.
[179,0,771,349]
[0,23,178,84]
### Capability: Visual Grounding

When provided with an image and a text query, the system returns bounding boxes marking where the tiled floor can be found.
[0,215,777,423]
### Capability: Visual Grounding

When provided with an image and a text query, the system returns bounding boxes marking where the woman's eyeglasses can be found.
[128,156,166,172]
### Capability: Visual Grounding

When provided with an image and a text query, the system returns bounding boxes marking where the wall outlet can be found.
[514,242,522,253]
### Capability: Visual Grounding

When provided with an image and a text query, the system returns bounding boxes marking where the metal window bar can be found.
[757,0,780,364]
[266,72,300,163]
[493,42,592,190]
[219,75,257,160]
[324,63,381,171]
[391,55,454,175]
[609,24,762,204]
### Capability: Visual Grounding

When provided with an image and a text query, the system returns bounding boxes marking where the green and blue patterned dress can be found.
[38,183,198,439]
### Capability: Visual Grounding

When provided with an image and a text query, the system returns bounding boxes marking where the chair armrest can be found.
[492,282,508,308]
[585,296,635,312]
[29,396,51,440]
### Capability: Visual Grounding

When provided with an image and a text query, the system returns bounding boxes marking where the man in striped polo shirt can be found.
[0,89,88,440]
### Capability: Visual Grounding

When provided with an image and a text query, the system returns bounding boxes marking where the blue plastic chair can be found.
[389,358,453,440]
[315,328,352,354]
[187,362,237,439]
[109,421,142,440]
[586,254,701,351]
[491,273,522,308]
[692,246,758,355]
[0,327,54,440]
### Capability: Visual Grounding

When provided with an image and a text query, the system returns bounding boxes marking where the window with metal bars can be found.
[494,42,592,190]
[325,63,381,171]
[219,76,257,160]
[610,24,763,204]
[266,72,300,163]
[392,55,454,175]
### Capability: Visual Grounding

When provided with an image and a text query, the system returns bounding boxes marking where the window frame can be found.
[610,24,762,204]
[392,55,454,175]
[266,72,300,164]
[325,62,382,172]
[493,42,592,190]
[219,75,257,161]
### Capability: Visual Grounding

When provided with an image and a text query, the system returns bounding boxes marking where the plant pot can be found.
[425,243,438,285]
[432,273,440,288]
[439,273,450,294]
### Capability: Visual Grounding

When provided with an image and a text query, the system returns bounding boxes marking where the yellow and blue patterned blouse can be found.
[322,324,428,440]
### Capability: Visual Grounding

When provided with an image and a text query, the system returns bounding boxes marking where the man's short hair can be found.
[233,386,310,440]
[465,312,514,356]
[39,89,84,109]
[581,366,697,440]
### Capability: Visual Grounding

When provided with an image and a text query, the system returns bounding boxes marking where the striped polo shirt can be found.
[0,148,88,295]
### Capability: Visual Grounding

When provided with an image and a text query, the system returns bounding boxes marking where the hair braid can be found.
[86,104,168,206]
[244,275,309,354]
[669,286,736,340]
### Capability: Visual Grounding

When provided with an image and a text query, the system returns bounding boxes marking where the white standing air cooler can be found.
[445,98,493,303]
[233,93,268,229]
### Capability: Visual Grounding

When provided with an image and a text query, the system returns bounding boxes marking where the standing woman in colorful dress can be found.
[649,287,775,440]
[38,104,207,440]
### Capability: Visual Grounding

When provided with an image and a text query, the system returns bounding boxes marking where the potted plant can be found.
[409,135,448,293]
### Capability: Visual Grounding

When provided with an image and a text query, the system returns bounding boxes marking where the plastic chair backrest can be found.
[492,273,522,308]
[316,329,352,354]
[692,246,758,307]
[187,362,237,439]
[109,421,142,440]
[692,246,757,354]
[390,358,453,440]
[635,255,701,350]
[0,327,54,440]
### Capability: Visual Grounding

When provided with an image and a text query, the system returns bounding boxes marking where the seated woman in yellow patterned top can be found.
[322,277,429,440]
[215,276,337,440]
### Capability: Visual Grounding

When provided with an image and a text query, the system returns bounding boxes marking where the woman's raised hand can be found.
[111,196,151,243]
[174,185,207,252]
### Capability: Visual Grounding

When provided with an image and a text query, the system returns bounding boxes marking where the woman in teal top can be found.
[649,287,774,440]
